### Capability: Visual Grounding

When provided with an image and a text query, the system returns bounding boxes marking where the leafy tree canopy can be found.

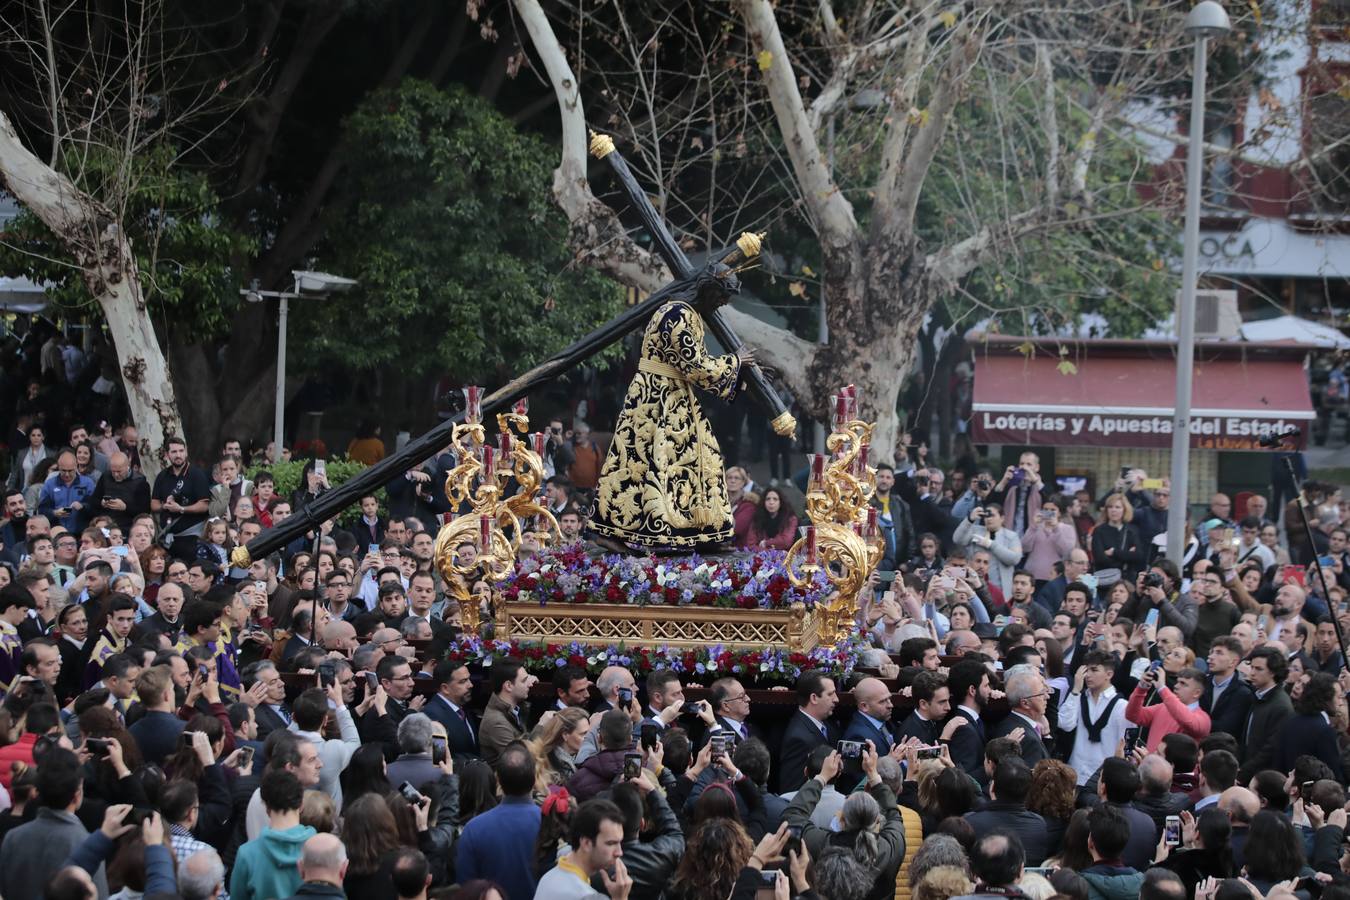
[298,79,623,380]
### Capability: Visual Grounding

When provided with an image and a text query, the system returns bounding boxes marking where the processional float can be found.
[233,133,881,652]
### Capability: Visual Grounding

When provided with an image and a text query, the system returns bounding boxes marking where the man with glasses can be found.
[166,560,190,584]
[992,663,1051,766]
[706,675,758,743]
[38,450,95,533]
[1233,516,1276,571]
[88,452,149,532]
[323,570,359,623]
[362,655,423,758]
[1190,566,1241,657]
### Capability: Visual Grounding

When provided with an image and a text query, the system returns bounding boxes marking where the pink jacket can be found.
[1020,522,1079,581]
[1126,684,1212,751]
[744,515,799,551]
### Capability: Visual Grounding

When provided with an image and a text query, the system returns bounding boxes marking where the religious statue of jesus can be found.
[592,265,754,553]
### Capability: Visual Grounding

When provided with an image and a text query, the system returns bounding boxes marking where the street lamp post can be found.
[242,270,357,460]
[1166,1,1231,564]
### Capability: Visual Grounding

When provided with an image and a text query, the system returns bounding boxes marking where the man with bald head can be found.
[141,582,185,640]
[88,451,150,532]
[1269,582,1309,644]
[842,677,896,755]
[289,833,349,897]
[1219,785,1259,868]
[321,620,358,656]
[945,629,981,657]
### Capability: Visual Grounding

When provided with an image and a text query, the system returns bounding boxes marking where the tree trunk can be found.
[0,110,181,480]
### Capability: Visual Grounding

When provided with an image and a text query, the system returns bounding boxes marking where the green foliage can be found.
[0,143,252,337]
[298,79,623,379]
[245,456,383,525]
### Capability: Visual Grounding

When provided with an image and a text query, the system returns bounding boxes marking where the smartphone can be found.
[365,671,378,691]
[237,746,255,770]
[1024,867,1058,878]
[397,781,422,805]
[617,686,634,705]
[916,745,942,760]
[1302,780,1316,796]
[178,731,194,750]
[1123,726,1141,754]
[85,738,110,758]
[640,724,661,752]
[877,570,897,584]
[1285,565,1307,587]
[112,545,129,557]
[317,661,336,688]
[1144,608,1159,629]
[1149,659,1163,672]
[837,740,863,759]
[947,566,966,579]
[684,700,706,716]
[785,823,803,856]
[622,752,642,781]
[1319,556,1336,569]
[431,736,447,765]
[710,733,726,759]
[314,459,326,478]
[1164,815,1181,846]
[758,870,781,886]
[368,544,380,555]
[253,580,266,592]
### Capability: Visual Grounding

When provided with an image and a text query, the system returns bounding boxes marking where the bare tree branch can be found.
[736,0,858,249]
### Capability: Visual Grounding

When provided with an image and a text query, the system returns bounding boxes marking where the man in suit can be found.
[708,676,760,744]
[945,658,992,782]
[963,757,1048,863]
[991,663,1051,766]
[843,677,896,756]
[641,669,686,733]
[530,665,592,728]
[1202,636,1254,739]
[1237,646,1294,781]
[424,660,480,762]
[895,671,949,747]
[777,669,839,793]
[244,661,292,740]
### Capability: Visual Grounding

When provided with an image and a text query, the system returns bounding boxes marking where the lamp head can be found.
[1185,1,1231,38]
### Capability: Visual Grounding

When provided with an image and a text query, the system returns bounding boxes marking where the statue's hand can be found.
[737,345,756,367]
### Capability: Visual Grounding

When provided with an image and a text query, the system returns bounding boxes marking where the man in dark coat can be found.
[1237,647,1294,781]
[963,758,1049,864]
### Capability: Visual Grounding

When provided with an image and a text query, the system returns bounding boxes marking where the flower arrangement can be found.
[498,547,834,610]
[438,632,870,686]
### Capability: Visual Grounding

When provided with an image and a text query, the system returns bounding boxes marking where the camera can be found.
[916,745,943,760]
[837,740,863,759]
[1143,572,1165,589]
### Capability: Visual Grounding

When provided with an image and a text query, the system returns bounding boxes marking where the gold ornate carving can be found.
[770,411,797,437]
[588,130,615,159]
[493,601,820,651]
[735,231,765,258]
[785,404,884,645]
[432,403,561,635]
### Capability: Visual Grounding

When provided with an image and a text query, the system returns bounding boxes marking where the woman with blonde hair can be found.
[525,707,589,793]
[1091,493,1144,585]
[724,467,759,546]
[914,865,975,900]
[912,759,948,833]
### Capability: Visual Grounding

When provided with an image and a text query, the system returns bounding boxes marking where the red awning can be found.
[971,349,1313,449]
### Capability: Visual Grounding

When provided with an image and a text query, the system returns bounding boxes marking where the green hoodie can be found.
[1080,865,1145,900]
[229,824,317,900]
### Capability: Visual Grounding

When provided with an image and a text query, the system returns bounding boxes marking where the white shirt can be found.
[1057,686,1130,785]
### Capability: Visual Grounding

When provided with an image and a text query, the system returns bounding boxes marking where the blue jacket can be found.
[38,473,96,532]
[842,712,895,757]
[454,797,540,900]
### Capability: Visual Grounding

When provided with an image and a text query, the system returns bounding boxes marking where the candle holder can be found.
[432,405,561,634]
[784,389,883,644]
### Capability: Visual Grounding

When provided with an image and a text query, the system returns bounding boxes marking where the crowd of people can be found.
[0,407,1348,900]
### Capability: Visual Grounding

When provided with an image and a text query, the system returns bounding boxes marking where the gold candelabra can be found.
[433,397,561,633]
[784,387,884,644]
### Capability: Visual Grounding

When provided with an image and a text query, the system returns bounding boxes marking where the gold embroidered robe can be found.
[592,299,741,549]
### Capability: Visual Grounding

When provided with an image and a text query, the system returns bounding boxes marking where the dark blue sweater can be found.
[454,796,540,900]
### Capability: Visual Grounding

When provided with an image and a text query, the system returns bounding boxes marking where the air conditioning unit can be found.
[1192,289,1240,339]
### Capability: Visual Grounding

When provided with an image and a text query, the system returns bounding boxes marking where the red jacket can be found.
[0,732,39,789]
[743,515,800,551]
[1126,684,1211,751]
